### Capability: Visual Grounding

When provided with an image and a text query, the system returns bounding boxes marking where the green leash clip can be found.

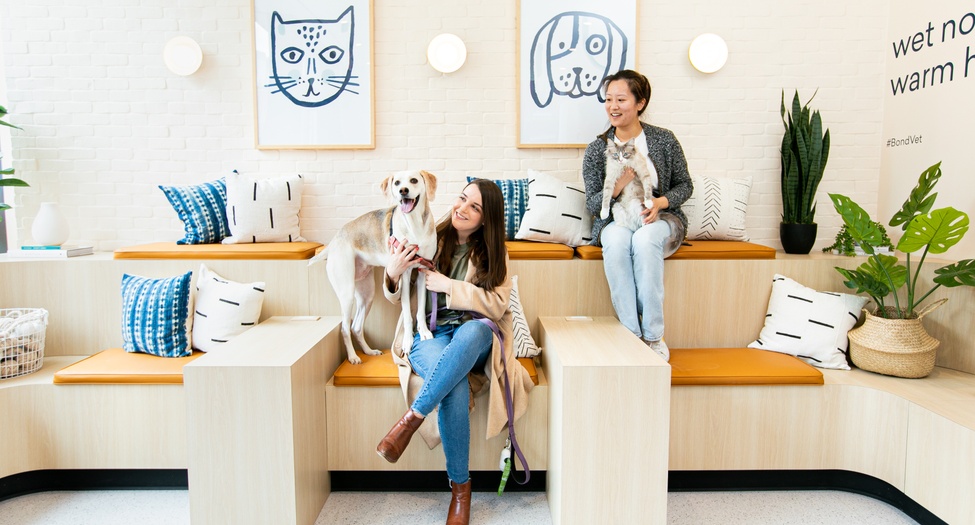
[497,438,512,496]
[498,458,511,496]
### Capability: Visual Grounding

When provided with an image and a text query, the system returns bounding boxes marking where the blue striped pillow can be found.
[467,177,528,240]
[159,179,231,244]
[121,271,193,358]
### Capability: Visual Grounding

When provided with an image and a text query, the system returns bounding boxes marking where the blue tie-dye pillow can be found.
[467,176,528,240]
[159,178,231,244]
[121,271,193,358]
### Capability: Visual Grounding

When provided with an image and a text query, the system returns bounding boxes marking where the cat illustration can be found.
[600,138,655,231]
[268,8,357,107]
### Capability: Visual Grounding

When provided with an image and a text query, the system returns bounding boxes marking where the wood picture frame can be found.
[517,0,638,148]
[251,0,375,149]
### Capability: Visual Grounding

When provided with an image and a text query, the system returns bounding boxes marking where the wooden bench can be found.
[3,247,973,525]
[329,346,822,388]
[0,317,343,525]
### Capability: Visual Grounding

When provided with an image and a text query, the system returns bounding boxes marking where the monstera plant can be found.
[0,104,27,219]
[780,89,830,253]
[828,161,975,319]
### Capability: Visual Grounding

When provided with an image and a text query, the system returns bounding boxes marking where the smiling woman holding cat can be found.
[582,69,693,361]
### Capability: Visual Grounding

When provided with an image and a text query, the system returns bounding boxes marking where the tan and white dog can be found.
[311,170,438,364]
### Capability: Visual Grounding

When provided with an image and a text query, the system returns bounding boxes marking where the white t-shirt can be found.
[615,130,658,191]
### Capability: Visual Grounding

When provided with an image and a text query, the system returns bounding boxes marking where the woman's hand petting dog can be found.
[418,267,451,294]
[386,236,421,282]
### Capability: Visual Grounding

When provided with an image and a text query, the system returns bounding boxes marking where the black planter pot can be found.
[780,222,818,254]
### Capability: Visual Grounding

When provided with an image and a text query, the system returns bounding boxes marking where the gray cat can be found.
[600,138,655,231]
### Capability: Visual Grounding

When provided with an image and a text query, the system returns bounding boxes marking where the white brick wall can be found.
[0,0,888,251]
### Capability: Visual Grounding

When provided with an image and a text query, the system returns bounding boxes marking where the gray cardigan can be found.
[582,122,693,246]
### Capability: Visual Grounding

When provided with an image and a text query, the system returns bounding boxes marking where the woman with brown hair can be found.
[377,179,534,525]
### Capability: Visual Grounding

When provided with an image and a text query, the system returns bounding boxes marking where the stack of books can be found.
[6,244,94,258]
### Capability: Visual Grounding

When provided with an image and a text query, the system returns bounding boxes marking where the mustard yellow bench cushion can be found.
[53,348,204,384]
[670,348,823,386]
[333,350,540,386]
[113,241,324,260]
[505,241,575,260]
[575,240,776,260]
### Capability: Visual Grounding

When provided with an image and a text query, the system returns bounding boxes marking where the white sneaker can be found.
[649,339,670,362]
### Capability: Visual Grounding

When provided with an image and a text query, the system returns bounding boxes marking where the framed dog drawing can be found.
[251,0,375,149]
[517,0,638,148]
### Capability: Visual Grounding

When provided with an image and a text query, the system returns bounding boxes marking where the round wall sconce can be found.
[163,36,203,76]
[688,33,728,74]
[427,33,467,74]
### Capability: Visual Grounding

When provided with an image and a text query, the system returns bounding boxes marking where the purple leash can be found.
[427,291,531,484]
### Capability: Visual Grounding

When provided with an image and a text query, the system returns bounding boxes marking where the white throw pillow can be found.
[192,264,266,352]
[748,274,868,370]
[682,174,752,241]
[515,169,593,247]
[223,170,305,244]
[509,275,540,358]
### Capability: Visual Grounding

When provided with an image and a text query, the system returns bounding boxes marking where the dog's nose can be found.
[399,187,409,195]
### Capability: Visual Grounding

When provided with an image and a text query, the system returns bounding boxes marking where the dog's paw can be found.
[400,338,414,354]
[347,353,363,365]
[418,327,434,341]
[600,209,610,220]
[363,348,383,356]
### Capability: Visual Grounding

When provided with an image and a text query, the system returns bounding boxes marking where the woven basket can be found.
[848,299,946,379]
[0,308,49,380]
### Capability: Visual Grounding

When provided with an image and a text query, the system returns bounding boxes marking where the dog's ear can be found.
[605,17,628,95]
[420,170,437,203]
[529,17,558,108]
[380,175,393,200]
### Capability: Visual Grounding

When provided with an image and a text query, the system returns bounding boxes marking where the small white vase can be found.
[31,202,70,246]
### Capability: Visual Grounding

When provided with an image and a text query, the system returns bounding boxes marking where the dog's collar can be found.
[389,221,435,270]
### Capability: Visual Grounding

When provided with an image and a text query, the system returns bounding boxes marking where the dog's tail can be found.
[307,245,329,266]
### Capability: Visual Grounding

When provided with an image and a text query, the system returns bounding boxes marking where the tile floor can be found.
[0,489,922,524]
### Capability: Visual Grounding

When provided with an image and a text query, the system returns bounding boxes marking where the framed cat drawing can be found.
[252,0,375,149]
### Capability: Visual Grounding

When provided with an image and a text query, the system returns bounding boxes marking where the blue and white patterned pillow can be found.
[121,271,193,358]
[159,178,231,244]
[467,176,528,241]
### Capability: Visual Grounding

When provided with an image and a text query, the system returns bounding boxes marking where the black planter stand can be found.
[780,222,817,254]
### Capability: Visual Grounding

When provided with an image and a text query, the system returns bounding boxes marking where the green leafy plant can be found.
[0,104,27,218]
[822,223,893,256]
[781,89,830,224]
[828,161,975,319]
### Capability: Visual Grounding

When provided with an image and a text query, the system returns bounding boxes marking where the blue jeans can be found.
[408,320,494,484]
[600,219,672,342]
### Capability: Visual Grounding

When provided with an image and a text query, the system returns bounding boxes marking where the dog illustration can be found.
[600,138,655,231]
[311,170,438,363]
[529,11,628,108]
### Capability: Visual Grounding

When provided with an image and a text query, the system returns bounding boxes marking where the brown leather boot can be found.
[376,409,423,463]
[446,479,471,525]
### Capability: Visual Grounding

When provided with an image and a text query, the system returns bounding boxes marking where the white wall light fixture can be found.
[427,33,467,74]
[688,33,728,74]
[163,36,203,76]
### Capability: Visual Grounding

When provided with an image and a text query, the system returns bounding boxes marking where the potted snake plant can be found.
[828,161,975,378]
[0,105,27,221]
[780,89,829,254]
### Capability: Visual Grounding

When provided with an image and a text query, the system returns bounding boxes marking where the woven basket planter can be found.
[848,299,946,379]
